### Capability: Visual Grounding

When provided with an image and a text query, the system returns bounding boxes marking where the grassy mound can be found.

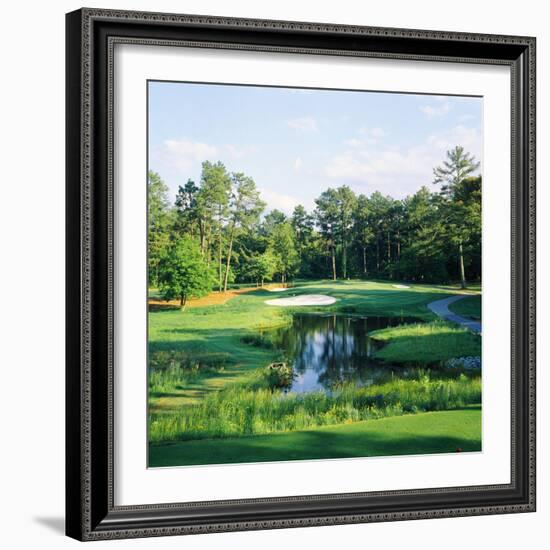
[370,321,481,364]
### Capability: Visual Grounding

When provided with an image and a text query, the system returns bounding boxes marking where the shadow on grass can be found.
[149,409,482,468]
[149,303,180,312]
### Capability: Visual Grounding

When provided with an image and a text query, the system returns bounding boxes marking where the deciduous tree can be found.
[158,236,214,309]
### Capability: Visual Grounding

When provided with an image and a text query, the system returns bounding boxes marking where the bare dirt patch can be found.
[149,284,282,310]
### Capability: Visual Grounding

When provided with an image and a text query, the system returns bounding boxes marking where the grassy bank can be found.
[370,321,481,364]
[148,280,465,409]
[149,406,481,467]
[149,371,481,442]
[449,295,482,320]
[148,279,482,464]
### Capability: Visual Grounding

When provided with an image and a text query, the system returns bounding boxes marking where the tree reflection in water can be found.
[269,314,421,393]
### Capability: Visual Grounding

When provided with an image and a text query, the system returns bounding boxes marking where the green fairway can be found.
[149,406,481,467]
[148,279,482,463]
[449,295,482,321]
[370,321,481,364]
[148,279,467,410]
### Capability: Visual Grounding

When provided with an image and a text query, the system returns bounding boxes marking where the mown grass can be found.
[449,295,482,321]
[277,279,460,320]
[149,406,481,466]
[370,321,481,364]
[148,293,290,409]
[149,371,480,442]
[148,280,482,462]
[148,280,463,409]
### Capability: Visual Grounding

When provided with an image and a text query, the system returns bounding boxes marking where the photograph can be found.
[61,4,536,542]
[146,81,483,468]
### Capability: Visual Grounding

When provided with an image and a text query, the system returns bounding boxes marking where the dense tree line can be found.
[149,146,481,306]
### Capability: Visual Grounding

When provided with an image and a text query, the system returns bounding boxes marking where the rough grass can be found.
[370,321,481,364]
[449,295,482,321]
[149,372,481,442]
[148,292,290,409]
[149,406,481,467]
[147,279,482,454]
[148,279,468,407]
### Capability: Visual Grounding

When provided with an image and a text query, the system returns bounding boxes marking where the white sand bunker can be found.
[267,287,289,292]
[265,294,337,306]
[264,294,336,306]
[392,284,410,289]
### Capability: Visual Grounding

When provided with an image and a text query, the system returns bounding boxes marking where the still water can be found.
[269,314,422,394]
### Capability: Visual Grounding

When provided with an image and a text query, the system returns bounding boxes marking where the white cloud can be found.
[224,144,257,159]
[293,157,303,171]
[344,138,362,148]
[156,139,257,174]
[259,188,301,215]
[419,101,451,118]
[426,124,481,154]
[324,125,481,198]
[286,116,318,132]
[348,126,388,146]
[370,128,387,138]
[163,139,218,170]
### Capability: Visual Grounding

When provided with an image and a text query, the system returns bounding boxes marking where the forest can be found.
[148,146,481,306]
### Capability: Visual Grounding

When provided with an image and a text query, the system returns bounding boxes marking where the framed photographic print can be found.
[65,8,536,541]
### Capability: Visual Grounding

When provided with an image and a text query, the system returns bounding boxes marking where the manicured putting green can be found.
[149,407,481,467]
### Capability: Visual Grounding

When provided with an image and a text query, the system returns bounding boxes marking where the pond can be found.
[268,314,423,394]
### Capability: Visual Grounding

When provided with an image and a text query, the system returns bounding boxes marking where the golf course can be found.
[148,279,481,467]
[146,114,483,466]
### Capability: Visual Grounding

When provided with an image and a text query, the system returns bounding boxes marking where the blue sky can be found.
[149,81,482,214]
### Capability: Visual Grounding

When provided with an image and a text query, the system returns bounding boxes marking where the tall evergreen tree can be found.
[433,147,481,288]
[223,172,265,291]
[196,161,231,290]
[334,186,357,279]
[147,171,171,287]
[433,145,480,195]
[315,189,340,281]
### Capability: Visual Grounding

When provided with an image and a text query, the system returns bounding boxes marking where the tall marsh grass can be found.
[149,372,481,442]
[148,350,231,394]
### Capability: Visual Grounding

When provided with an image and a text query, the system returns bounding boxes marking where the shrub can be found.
[265,362,295,388]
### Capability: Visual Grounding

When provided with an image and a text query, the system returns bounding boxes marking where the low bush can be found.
[265,362,295,388]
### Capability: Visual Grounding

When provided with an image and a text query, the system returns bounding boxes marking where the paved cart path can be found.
[427,295,481,334]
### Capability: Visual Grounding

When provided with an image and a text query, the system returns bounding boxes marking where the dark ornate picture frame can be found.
[66,8,536,541]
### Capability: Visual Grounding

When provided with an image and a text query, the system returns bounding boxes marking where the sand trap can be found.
[265,294,337,306]
[267,287,289,292]
[392,284,410,289]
